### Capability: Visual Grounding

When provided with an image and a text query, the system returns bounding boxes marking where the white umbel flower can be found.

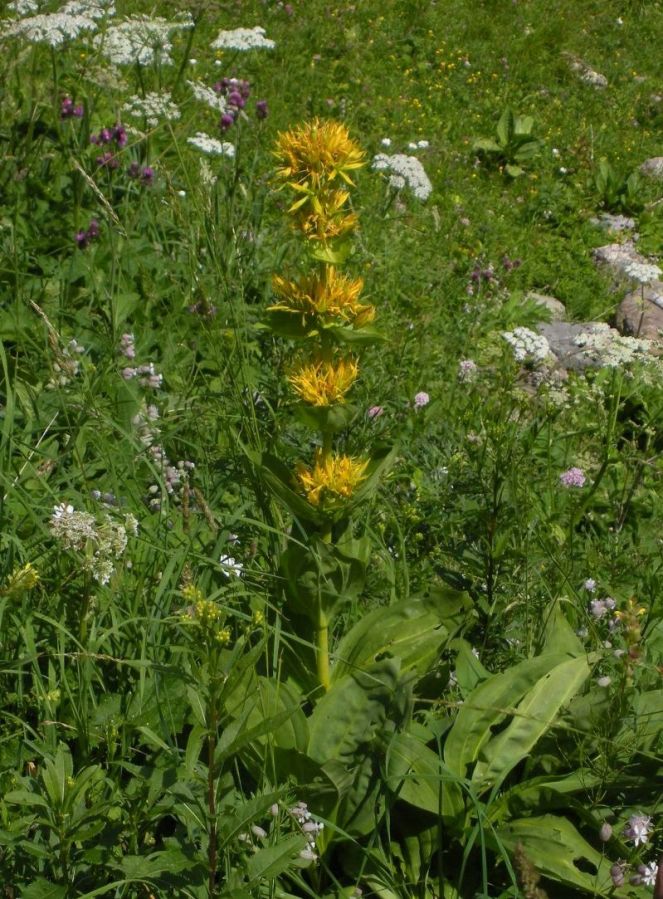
[123,92,181,127]
[372,153,433,200]
[95,15,192,66]
[623,260,662,284]
[502,327,551,364]
[187,132,235,157]
[187,80,227,113]
[211,25,275,51]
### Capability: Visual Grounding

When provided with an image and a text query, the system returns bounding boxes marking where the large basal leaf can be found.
[20,882,68,899]
[444,653,570,780]
[383,731,463,824]
[471,655,591,793]
[332,590,467,682]
[308,659,406,765]
[491,815,649,897]
[489,769,603,822]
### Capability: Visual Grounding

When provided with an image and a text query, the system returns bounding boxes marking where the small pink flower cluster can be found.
[559,467,586,488]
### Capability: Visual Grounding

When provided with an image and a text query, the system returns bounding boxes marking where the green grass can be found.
[0,0,662,896]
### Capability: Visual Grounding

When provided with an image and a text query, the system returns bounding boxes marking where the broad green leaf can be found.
[384,732,463,824]
[332,594,461,681]
[444,653,572,779]
[218,791,283,846]
[309,659,404,764]
[490,815,644,896]
[246,833,309,882]
[472,655,591,792]
[541,598,584,657]
[21,882,68,899]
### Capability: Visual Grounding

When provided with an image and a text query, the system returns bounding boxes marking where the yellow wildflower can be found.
[2,563,39,597]
[288,357,359,405]
[295,451,369,507]
[269,266,375,328]
[274,118,365,190]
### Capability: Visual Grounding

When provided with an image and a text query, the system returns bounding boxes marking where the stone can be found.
[537,322,609,371]
[640,157,663,179]
[526,291,566,321]
[566,55,608,88]
[593,241,651,280]
[615,282,663,346]
[590,213,637,233]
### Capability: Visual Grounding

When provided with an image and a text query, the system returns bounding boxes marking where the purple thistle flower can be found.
[141,166,154,186]
[75,229,89,248]
[127,161,141,179]
[220,112,235,130]
[228,90,245,109]
[96,151,120,169]
[73,105,84,118]
[559,467,586,488]
[256,99,269,119]
[113,125,127,147]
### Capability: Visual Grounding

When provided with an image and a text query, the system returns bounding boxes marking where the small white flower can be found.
[623,813,652,847]
[187,132,235,157]
[417,139,429,149]
[123,91,181,128]
[371,153,432,200]
[219,555,243,577]
[211,25,275,51]
[187,79,227,113]
[596,676,612,687]
[624,260,662,284]
[407,141,418,150]
[380,137,392,147]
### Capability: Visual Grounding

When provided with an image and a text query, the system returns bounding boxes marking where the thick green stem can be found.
[315,605,331,692]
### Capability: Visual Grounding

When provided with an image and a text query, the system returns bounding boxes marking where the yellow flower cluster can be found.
[269,267,375,330]
[274,118,365,191]
[180,585,231,645]
[288,356,359,406]
[2,563,39,597]
[295,451,369,507]
[275,120,365,244]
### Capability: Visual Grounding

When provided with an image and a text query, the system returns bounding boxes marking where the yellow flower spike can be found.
[269,266,375,327]
[3,563,39,597]
[288,356,359,406]
[274,118,366,191]
[295,451,369,507]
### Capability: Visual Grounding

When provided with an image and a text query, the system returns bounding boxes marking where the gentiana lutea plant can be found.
[260,119,392,691]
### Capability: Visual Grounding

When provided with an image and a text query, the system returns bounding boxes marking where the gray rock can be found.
[615,282,663,346]
[526,291,566,321]
[593,241,650,279]
[537,322,609,370]
[640,157,663,179]
[590,213,637,233]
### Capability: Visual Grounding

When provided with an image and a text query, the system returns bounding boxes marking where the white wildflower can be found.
[187,132,235,157]
[574,323,654,367]
[95,15,192,67]
[187,79,227,113]
[380,137,392,147]
[2,10,98,46]
[50,503,138,584]
[211,25,275,51]
[7,0,40,15]
[219,555,243,577]
[637,862,659,888]
[123,92,181,128]
[371,153,433,200]
[417,139,430,149]
[623,260,662,284]
[624,813,652,847]
[502,327,551,364]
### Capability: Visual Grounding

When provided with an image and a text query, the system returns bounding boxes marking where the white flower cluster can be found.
[48,338,85,389]
[407,139,430,150]
[289,801,324,863]
[94,14,192,66]
[187,132,235,157]
[211,25,275,51]
[574,323,654,368]
[502,327,551,364]
[7,0,40,15]
[623,260,662,284]
[187,80,227,113]
[50,503,138,585]
[1,1,106,46]
[372,153,433,200]
[122,92,181,127]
